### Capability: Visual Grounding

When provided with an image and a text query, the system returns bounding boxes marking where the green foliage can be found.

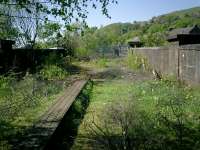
[125,51,149,70]
[142,32,168,47]
[77,7,200,52]
[0,74,63,119]
[0,14,18,39]
[39,65,68,80]
[38,23,61,39]
[75,47,91,58]
[74,78,200,150]
[38,51,70,80]
[0,73,65,149]
[81,58,109,69]
[35,22,62,48]
[0,0,117,24]
[95,58,109,68]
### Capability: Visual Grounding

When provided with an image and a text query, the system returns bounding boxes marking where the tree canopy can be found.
[0,0,118,24]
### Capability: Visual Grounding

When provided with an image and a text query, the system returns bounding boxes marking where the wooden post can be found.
[177,47,180,79]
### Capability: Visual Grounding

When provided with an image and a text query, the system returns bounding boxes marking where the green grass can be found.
[71,78,200,150]
[0,74,65,149]
[73,58,122,71]
[124,51,149,71]
[39,65,69,80]
[71,80,135,149]
[0,53,73,149]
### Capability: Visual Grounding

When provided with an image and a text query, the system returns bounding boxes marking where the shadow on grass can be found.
[90,68,124,80]
[44,80,93,150]
[0,80,93,150]
[65,64,90,75]
[82,101,200,150]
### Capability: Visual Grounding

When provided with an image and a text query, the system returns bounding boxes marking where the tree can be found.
[0,0,117,48]
[0,0,118,24]
[0,7,18,39]
[34,22,62,48]
[0,0,42,47]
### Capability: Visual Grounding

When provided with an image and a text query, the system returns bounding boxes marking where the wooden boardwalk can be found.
[12,79,88,150]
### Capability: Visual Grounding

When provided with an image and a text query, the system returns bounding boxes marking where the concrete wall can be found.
[132,45,200,85]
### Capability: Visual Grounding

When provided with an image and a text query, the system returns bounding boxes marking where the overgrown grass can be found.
[73,58,124,74]
[0,73,66,149]
[73,57,111,70]
[0,52,74,149]
[38,53,70,80]
[124,50,149,71]
[39,65,68,80]
[72,78,200,150]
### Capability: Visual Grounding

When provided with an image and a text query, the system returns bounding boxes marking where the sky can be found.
[86,0,200,27]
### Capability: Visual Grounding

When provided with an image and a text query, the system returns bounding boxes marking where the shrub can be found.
[39,65,68,80]
[44,52,66,66]
[125,51,149,71]
[75,47,91,59]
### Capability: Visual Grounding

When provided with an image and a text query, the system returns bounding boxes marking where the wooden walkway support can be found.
[13,80,88,150]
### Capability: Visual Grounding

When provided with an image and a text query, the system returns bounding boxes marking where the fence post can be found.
[177,47,180,79]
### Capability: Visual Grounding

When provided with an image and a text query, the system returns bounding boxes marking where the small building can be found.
[128,37,143,48]
[167,25,200,45]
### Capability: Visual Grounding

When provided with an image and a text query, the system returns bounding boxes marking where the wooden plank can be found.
[12,80,88,150]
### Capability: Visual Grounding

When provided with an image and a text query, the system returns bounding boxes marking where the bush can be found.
[75,47,91,59]
[39,65,68,80]
[125,51,149,71]
[44,52,67,66]
[141,31,169,47]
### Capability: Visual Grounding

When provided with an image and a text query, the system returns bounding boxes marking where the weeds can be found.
[0,51,71,149]
[0,73,65,149]
[124,50,149,71]
[95,58,109,68]
[73,79,200,150]
[39,65,68,80]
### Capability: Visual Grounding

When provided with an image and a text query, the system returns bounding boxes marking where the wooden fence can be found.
[132,44,200,85]
[0,48,67,73]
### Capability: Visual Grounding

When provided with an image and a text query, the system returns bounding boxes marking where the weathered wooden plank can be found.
[12,80,88,150]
